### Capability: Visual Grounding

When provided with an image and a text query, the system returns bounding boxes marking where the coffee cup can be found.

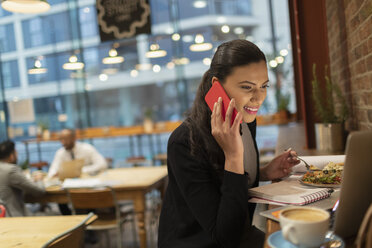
[279,206,330,247]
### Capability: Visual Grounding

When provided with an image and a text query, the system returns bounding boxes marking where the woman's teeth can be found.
[244,106,258,112]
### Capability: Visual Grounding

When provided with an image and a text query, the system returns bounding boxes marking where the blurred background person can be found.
[47,128,107,216]
[0,140,45,217]
[47,128,107,178]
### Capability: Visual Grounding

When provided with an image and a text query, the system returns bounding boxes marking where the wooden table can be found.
[0,214,96,248]
[29,166,168,248]
[264,122,344,247]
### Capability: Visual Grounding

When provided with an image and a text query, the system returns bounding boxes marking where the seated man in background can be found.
[0,140,45,216]
[48,128,108,178]
[48,128,107,215]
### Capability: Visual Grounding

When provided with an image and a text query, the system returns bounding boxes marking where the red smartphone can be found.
[205,81,238,125]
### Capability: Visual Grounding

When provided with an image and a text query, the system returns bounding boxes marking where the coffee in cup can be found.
[279,207,330,247]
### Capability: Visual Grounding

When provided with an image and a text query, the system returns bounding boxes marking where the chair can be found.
[66,187,135,248]
[42,212,96,248]
[0,198,7,217]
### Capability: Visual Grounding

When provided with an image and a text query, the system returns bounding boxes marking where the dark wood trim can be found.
[288,0,331,149]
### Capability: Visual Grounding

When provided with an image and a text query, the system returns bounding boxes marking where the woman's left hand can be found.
[260,149,300,181]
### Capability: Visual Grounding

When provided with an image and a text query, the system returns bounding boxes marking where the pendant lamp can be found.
[63,55,84,70]
[1,0,50,14]
[28,59,47,74]
[102,48,124,64]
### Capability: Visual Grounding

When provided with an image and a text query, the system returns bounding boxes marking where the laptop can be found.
[58,159,85,180]
[334,130,372,239]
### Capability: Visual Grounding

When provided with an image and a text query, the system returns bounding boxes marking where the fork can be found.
[285,148,311,171]
[295,156,311,171]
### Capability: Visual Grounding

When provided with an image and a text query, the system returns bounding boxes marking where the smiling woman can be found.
[158,39,300,248]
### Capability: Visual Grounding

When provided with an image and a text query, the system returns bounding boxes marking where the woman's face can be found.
[213,60,269,123]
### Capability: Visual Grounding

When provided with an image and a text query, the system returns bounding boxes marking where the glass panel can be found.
[0,0,294,161]
[0,23,16,52]
[79,6,98,38]
[2,60,20,88]
[22,12,72,48]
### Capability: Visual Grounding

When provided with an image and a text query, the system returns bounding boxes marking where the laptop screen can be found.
[334,130,372,239]
[58,159,85,180]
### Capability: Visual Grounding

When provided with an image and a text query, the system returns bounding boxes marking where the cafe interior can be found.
[0,0,371,247]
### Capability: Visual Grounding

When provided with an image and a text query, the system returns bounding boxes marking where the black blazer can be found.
[158,121,260,248]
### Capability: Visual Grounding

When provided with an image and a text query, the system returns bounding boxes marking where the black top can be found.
[158,120,260,248]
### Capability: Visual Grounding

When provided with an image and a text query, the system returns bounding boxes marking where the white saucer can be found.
[267,231,345,248]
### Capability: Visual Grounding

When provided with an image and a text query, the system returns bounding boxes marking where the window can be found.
[2,60,20,88]
[79,6,98,38]
[22,12,72,48]
[0,24,16,52]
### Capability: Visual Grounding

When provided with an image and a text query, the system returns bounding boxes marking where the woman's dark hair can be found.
[0,140,15,160]
[185,39,266,175]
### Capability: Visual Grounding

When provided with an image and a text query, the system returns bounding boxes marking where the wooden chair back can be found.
[42,213,96,248]
[67,188,117,210]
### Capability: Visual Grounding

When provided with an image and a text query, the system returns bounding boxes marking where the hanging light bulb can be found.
[145,43,167,58]
[102,48,124,64]
[63,54,84,70]
[1,0,50,14]
[193,0,207,8]
[189,34,213,52]
[28,59,47,74]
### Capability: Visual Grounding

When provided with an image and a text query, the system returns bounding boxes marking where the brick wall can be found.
[325,0,372,130]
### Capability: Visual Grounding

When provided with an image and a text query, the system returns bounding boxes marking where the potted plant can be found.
[312,64,349,151]
[277,91,291,121]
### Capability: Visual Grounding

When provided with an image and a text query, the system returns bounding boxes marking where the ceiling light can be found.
[102,48,124,64]
[145,44,167,58]
[280,49,289,56]
[1,0,50,14]
[234,27,244,35]
[193,0,207,8]
[189,34,213,52]
[28,59,47,74]
[99,73,108,81]
[166,62,175,69]
[63,55,84,70]
[269,60,278,68]
[172,33,180,41]
[275,56,284,64]
[152,64,161,73]
[203,58,211,66]
[221,25,230,33]
[12,96,19,102]
[135,63,152,71]
[130,69,138,77]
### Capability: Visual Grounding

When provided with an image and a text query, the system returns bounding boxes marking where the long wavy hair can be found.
[185,39,266,177]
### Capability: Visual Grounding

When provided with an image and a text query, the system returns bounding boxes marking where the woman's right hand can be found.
[211,97,244,174]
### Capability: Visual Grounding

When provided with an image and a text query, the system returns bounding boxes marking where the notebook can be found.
[333,130,372,240]
[58,159,85,180]
[248,176,333,205]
